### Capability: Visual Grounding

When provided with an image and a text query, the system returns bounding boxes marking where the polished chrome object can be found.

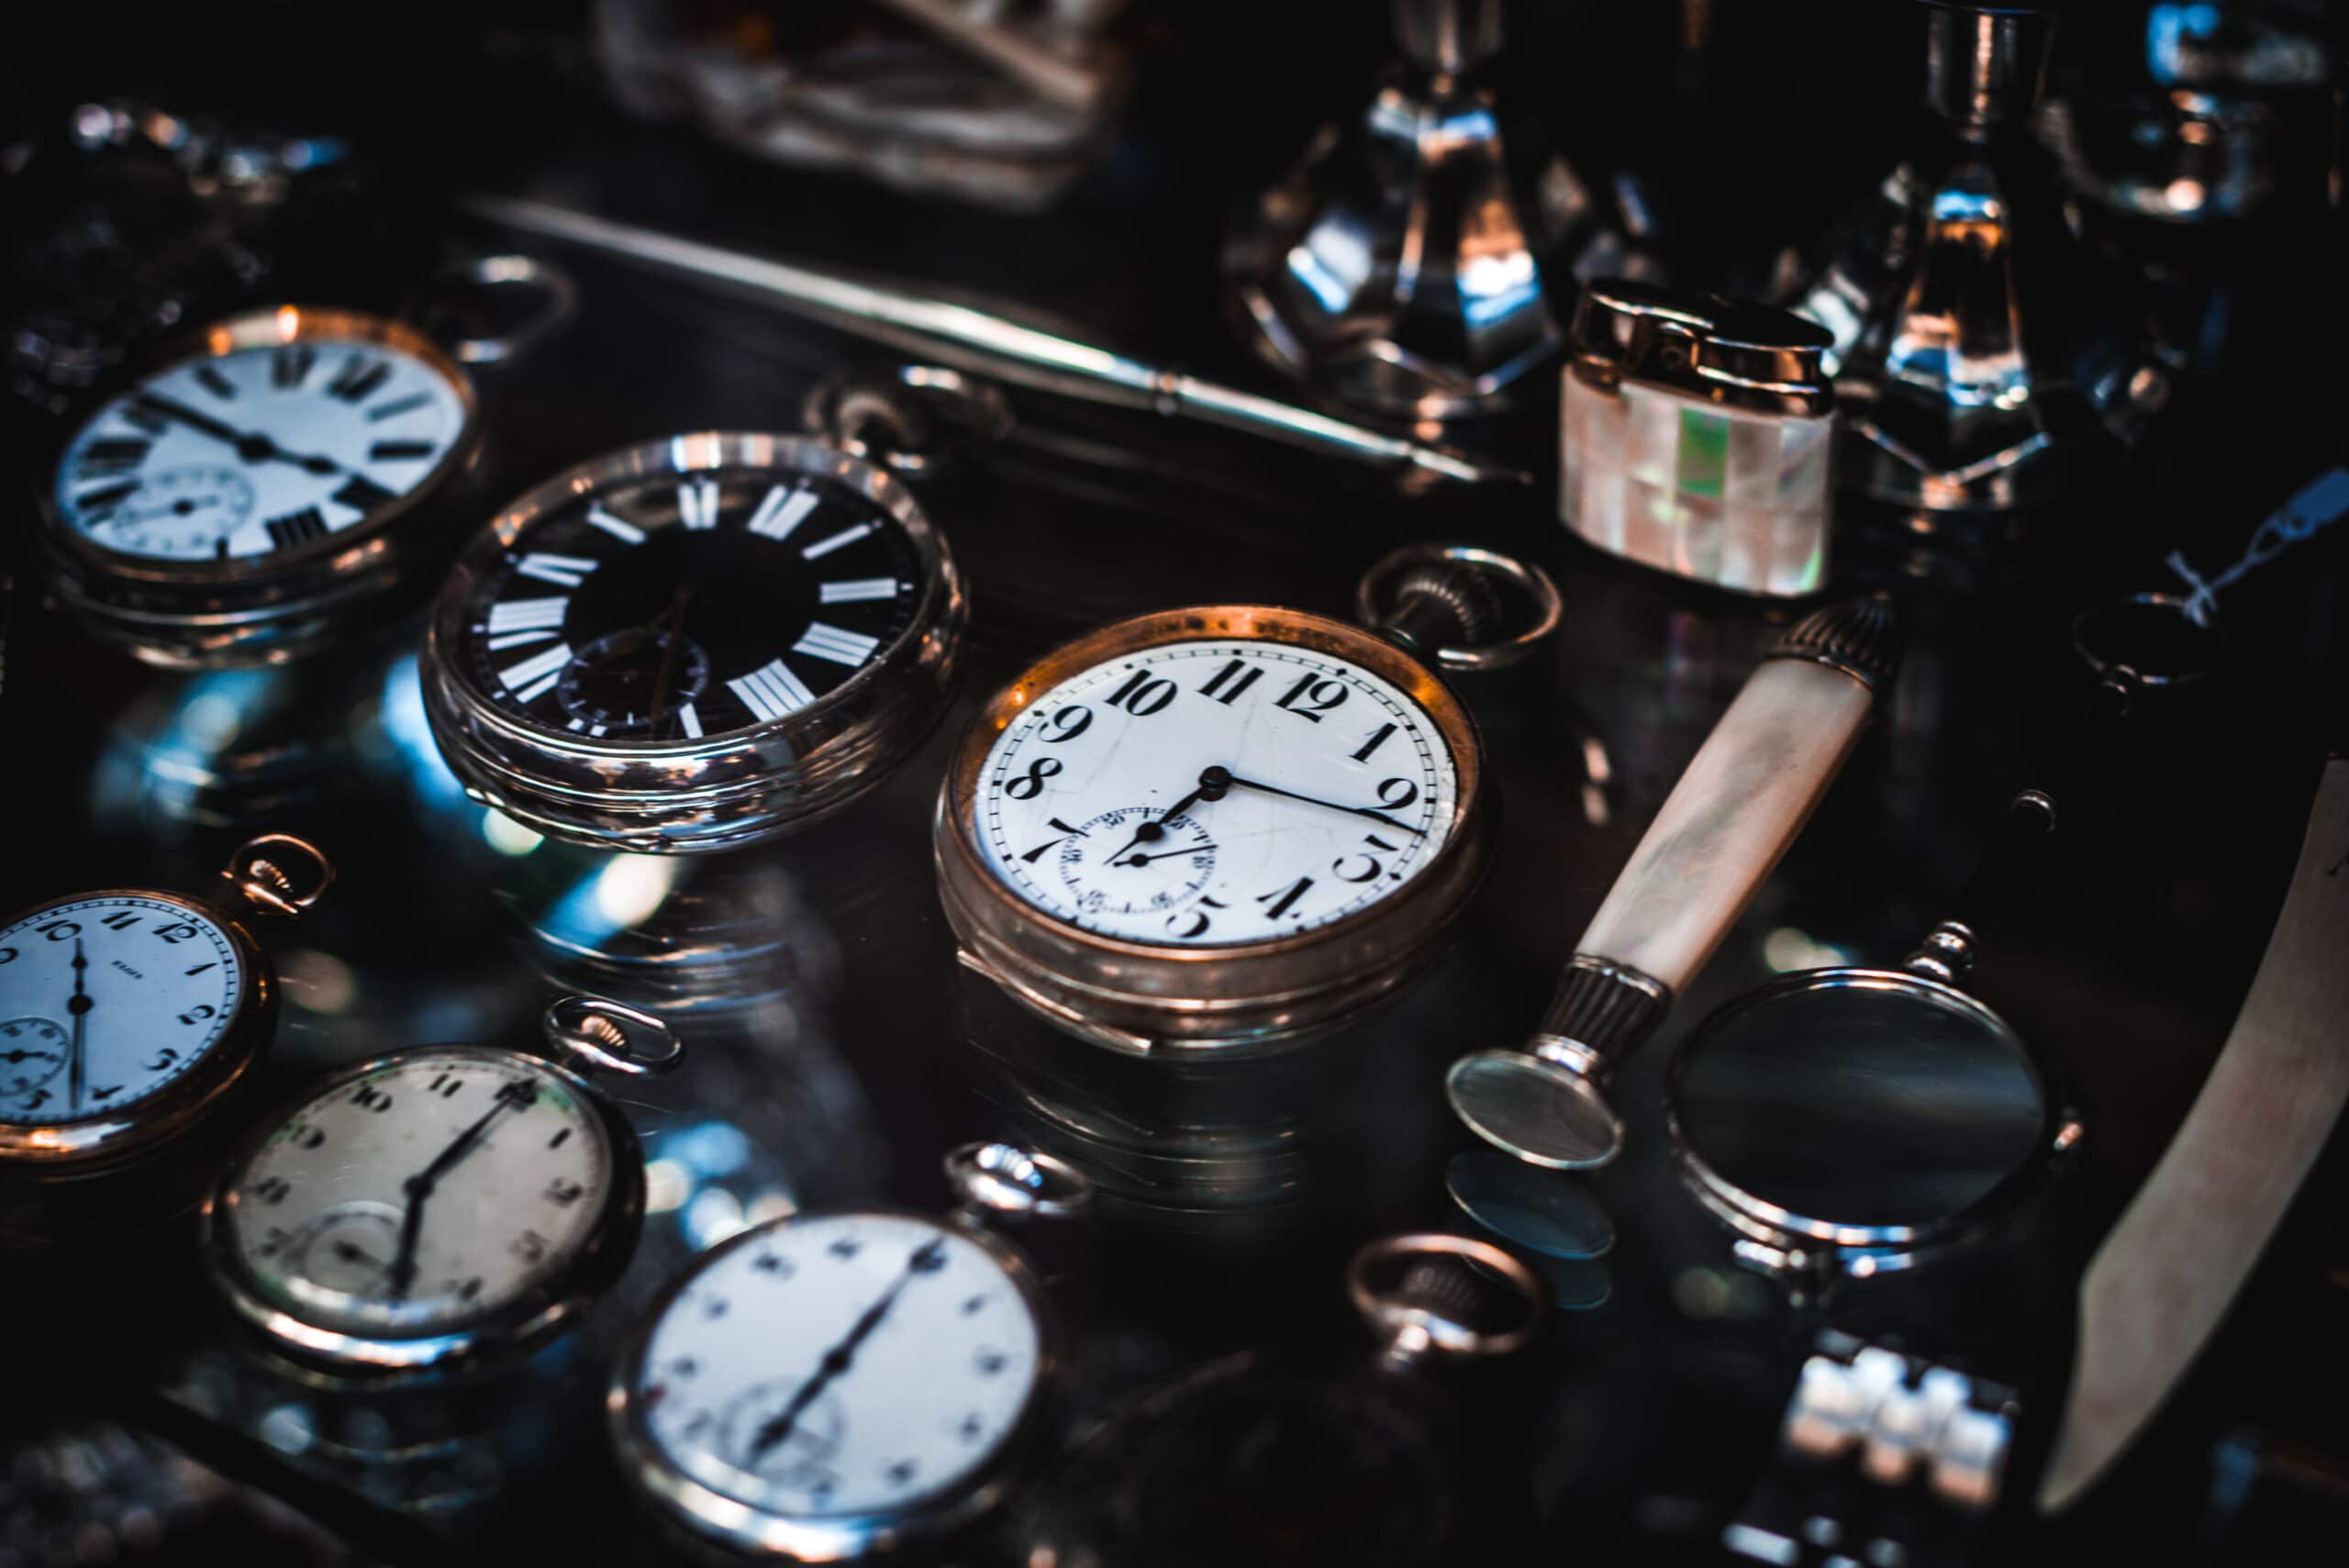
[944,1140,1095,1223]
[1781,1340,2015,1512]
[1562,281,1837,597]
[800,364,1015,480]
[421,431,965,854]
[200,995,678,1385]
[1776,2,2172,514]
[461,194,1529,488]
[1448,598,1899,1169]
[1222,0,1593,419]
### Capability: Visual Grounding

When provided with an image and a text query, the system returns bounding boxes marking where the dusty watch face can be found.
[216,1049,616,1340]
[0,895,244,1125]
[623,1212,1043,1532]
[450,462,925,742]
[974,640,1460,945]
[52,316,469,563]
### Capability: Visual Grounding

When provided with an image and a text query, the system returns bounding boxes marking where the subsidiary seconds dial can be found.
[977,642,1459,945]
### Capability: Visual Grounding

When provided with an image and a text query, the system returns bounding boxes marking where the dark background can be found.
[3,3,2345,1566]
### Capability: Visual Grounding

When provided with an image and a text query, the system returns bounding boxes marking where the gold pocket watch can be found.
[0,835,330,1181]
[934,546,1556,1057]
[34,306,482,667]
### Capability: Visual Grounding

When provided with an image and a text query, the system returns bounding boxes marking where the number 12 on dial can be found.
[936,605,1493,1059]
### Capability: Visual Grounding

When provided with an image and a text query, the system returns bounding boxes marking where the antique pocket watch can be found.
[934,546,1556,1057]
[608,1142,1091,1561]
[35,306,482,667]
[421,429,966,852]
[0,835,330,1180]
[201,995,682,1383]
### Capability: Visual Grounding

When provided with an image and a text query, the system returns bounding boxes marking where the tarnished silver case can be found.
[420,432,966,854]
[198,1043,649,1387]
[934,606,1493,1059]
[33,306,485,669]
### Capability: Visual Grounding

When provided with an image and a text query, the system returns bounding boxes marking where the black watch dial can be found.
[458,466,924,742]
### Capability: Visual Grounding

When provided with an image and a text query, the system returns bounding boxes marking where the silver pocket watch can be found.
[420,423,968,853]
[608,1141,1092,1560]
[35,306,484,667]
[201,995,683,1383]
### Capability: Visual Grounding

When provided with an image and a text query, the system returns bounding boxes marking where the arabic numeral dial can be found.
[223,1051,613,1336]
[974,640,1459,947]
[0,895,243,1126]
[635,1213,1041,1522]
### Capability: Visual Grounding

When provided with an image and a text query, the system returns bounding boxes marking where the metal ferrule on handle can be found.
[1448,597,1900,1169]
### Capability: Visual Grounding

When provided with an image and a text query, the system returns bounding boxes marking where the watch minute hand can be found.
[386,1084,534,1296]
[747,1237,944,1460]
[1217,773,1427,837]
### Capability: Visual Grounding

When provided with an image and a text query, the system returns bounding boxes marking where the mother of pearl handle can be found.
[1448,597,1899,1169]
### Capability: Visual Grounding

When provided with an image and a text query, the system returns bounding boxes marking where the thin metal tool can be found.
[456,194,1530,488]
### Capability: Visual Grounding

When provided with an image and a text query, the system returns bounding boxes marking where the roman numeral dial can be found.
[49,317,469,564]
[455,462,927,743]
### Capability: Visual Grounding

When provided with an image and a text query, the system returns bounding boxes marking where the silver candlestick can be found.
[1223,0,1637,422]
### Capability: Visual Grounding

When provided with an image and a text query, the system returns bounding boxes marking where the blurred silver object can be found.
[1223,0,1627,420]
[591,0,1130,211]
[462,194,1529,486]
[1776,2,2174,514]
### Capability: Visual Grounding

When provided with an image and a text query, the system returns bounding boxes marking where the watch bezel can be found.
[607,1207,1063,1562]
[198,1042,649,1385]
[0,888,274,1175]
[933,606,1493,1057]
[33,306,484,667]
[421,431,967,854]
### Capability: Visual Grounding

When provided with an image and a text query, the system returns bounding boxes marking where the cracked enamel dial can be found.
[216,1049,614,1339]
[452,462,923,742]
[976,641,1460,945]
[624,1212,1042,1528]
[52,320,469,562]
[0,896,243,1125]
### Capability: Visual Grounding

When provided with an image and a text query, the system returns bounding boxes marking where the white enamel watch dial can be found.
[623,1212,1044,1536]
[53,324,468,562]
[975,641,1459,945]
[217,1049,616,1340]
[0,896,243,1125]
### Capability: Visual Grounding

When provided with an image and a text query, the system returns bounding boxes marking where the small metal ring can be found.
[541,995,684,1078]
[944,1141,1094,1221]
[221,834,333,917]
[410,253,578,365]
[1346,1231,1546,1364]
[802,364,1013,477]
[2071,592,2221,691]
[1355,545,1563,671]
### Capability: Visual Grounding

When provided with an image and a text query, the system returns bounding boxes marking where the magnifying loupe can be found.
[1666,792,2082,1281]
